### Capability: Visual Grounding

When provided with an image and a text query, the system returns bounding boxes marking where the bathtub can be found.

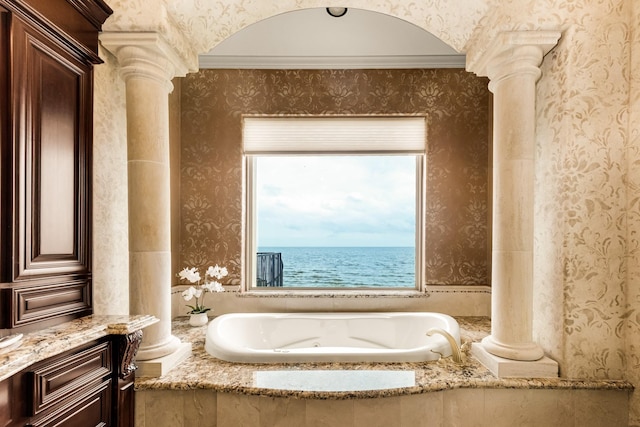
[204,312,460,363]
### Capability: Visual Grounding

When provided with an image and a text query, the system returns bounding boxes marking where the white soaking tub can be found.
[204,312,460,363]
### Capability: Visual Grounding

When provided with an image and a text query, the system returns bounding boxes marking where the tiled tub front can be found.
[134,318,632,427]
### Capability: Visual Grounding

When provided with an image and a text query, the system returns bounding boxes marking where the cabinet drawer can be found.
[13,281,92,327]
[29,379,111,427]
[30,341,112,416]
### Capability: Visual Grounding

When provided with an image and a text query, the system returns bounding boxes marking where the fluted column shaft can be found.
[469,32,560,361]
[100,33,187,360]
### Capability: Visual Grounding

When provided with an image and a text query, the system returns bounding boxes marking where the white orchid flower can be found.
[182,286,197,301]
[207,264,229,280]
[206,280,225,293]
[178,267,201,283]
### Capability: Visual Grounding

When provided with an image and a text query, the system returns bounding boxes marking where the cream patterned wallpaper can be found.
[626,2,640,425]
[527,0,636,423]
[534,1,628,377]
[179,69,490,287]
[92,45,129,315]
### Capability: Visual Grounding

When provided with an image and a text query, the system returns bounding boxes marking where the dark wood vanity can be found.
[0,1,141,426]
[0,318,148,427]
[0,333,139,427]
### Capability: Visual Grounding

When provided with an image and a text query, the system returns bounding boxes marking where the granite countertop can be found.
[0,314,158,383]
[135,316,633,399]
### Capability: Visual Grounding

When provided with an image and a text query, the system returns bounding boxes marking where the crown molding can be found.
[198,54,466,69]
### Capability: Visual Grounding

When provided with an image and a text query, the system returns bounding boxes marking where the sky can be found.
[256,155,416,247]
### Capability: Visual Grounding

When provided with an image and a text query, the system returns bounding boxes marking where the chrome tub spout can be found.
[426,328,464,363]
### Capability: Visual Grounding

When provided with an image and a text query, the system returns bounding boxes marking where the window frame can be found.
[242,115,427,292]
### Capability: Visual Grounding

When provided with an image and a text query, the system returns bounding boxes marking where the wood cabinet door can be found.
[10,14,92,280]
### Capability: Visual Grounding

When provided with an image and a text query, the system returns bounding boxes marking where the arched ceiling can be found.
[199,8,466,69]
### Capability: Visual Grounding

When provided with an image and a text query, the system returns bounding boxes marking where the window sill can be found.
[171,285,491,317]
[238,290,429,298]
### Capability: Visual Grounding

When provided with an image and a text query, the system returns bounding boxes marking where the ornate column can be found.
[100,33,191,375]
[467,31,560,377]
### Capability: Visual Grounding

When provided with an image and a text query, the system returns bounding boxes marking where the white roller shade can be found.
[243,116,426,154]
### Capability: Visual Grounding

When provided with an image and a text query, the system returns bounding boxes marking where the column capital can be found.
[466,31,561,84]
[99,32,189,92]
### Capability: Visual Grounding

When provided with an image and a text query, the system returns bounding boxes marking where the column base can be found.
[135,342,192,377]
[472,343,558,378]
[480,334,544,361]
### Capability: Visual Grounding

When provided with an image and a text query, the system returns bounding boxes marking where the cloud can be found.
[256,155,416,247]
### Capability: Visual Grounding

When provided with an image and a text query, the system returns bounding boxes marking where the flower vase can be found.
[189,312,209,327]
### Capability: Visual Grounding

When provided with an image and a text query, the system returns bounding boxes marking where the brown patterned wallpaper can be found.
[179,69,490,287]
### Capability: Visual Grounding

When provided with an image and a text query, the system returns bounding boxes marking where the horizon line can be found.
[258,245,415,248]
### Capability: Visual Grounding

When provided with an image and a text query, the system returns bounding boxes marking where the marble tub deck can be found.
[134,317,633,399]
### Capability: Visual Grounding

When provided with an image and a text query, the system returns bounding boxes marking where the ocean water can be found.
[258,246,415,288]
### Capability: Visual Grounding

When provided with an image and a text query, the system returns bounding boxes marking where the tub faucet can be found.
[426,328,464,364]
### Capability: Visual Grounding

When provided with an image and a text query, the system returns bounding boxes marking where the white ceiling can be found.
[199,8,465,69]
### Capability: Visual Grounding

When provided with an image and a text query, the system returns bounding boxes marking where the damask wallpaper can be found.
[629,5,640,425]
[92,45,129,316]
[179,69,490,287]
[527,0,636,422]
[532,0,630,378]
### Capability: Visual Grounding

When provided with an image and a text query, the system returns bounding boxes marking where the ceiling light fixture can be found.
[326,7,348,17]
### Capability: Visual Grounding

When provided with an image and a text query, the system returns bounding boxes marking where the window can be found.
[243,116,426,290]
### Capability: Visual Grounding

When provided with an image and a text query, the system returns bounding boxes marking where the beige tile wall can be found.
[135,388,630,427]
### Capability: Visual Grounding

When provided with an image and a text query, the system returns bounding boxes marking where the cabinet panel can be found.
[12,280,91,327]
[31,341,111,416]
[0,377,12,427]
[113,331,143,427]
[37,52,79,257]
[12,15,91,280]
[117,379,135,427]
[29,380,111,427]
[0,10,11,286]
